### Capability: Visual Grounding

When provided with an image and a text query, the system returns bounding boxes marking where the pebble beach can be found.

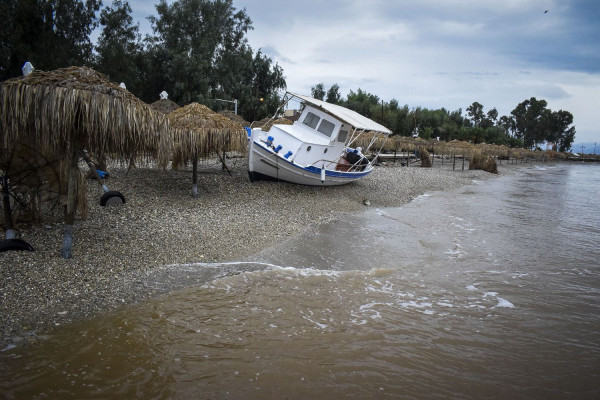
[1,157,510,348]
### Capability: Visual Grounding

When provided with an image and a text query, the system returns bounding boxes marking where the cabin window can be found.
[302,112,320,129]
[337,129,348,143]
[317,119,335,137]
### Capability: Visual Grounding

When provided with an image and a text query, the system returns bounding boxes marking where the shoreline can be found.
[1,158,525,348]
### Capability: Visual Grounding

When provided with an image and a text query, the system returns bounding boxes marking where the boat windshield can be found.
[317,119,335,137]
[337,129,348,143]
[302,112,320,129]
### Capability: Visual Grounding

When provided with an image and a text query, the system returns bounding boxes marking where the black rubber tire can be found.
[100,190,126,206]
[0,238,34,252]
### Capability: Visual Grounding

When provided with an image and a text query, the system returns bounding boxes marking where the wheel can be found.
[100,191,126,206]
[0,238,34,252]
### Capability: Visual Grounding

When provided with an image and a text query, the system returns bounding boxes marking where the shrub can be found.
[469,150,498,174]
[420,148,432,167]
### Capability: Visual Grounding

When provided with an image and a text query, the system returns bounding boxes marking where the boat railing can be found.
[308,156,372,173]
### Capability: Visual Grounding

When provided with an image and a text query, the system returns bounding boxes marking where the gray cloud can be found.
[126,0,599,142]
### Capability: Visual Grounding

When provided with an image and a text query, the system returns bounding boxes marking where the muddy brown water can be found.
[1,163,599,399]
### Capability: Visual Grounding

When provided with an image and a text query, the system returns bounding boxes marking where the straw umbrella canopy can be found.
[1,66,170,163]
[150,98,181,115]
[352,130,390,153]
[218,109,250,128]
[0,66,171,258]
[260,117,292,132]
[167,102,246,197]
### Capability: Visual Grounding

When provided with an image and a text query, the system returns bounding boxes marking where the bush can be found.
[469,150,498,174]
[420,148,432,167]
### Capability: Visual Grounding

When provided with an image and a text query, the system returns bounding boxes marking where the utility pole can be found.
[580,145,585,155]
[594,142,597,155]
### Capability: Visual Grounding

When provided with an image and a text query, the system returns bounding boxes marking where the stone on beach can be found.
[0,158,505,347]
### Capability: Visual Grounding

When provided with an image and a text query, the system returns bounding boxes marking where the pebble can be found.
[0,156,507,348]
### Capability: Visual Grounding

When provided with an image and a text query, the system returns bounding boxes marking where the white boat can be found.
[247,92,392,186]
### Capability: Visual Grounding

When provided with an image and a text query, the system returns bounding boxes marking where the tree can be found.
[326,83,341,104]
[238,49,285,122]
[466,102,484,127]
[486,108,498,124]
[484,108,498,130]
[94,1,143,94]
[344,88,379,118]
[548,110,576,152]
[147,0,254,105]
[510,98,576,150]
[391,104,410,136]
[511,97,548,148]
[498,115,515,137]
[1,0,101,80]
[311,83,325,100]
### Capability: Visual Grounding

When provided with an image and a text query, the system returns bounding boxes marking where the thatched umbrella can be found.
[0,66,171,258]
[167,103,247,197]
[150,98,181,115]
[259,117,292,132]
[218,109,250,128]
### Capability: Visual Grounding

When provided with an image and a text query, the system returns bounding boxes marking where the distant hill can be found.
[569,142,598,155]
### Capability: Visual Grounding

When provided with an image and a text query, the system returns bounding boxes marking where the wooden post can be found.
[2,176,15,239]
[62,136,80,259]
[462,154,465,171]
[192,151,198,197]
[216,150,233,176]
[453,153,456,171]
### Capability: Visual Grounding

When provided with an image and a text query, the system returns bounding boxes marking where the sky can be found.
[126,0,599,145]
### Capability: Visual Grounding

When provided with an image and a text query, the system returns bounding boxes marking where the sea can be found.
[1,162,599,399]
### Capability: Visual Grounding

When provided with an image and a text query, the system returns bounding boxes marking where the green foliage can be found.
[326,84,341,104]
[3,1,577,149]
[345,88,379,119]
[311,83,325,100]
[510,97,575,150]
[1,0,101,80]
[94,0,143,95]
[145,0,251,105]
[140,0,284,122]
[304,84,540,147]
[466,102,484,126]
[230,49,286,122]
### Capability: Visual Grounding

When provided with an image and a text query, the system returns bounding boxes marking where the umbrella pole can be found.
[216,151,232,176]
[62,140,80,259]
[192,152,198,197]
[2,176,15,239]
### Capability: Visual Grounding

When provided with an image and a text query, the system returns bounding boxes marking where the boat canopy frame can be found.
[253,92,391,154]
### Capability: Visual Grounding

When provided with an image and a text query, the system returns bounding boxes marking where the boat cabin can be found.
[260,104,350,169]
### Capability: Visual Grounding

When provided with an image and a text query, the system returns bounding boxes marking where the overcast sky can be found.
[128,0,599,144]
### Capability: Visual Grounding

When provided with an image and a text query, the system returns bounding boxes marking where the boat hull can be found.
[248,140,371,186]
